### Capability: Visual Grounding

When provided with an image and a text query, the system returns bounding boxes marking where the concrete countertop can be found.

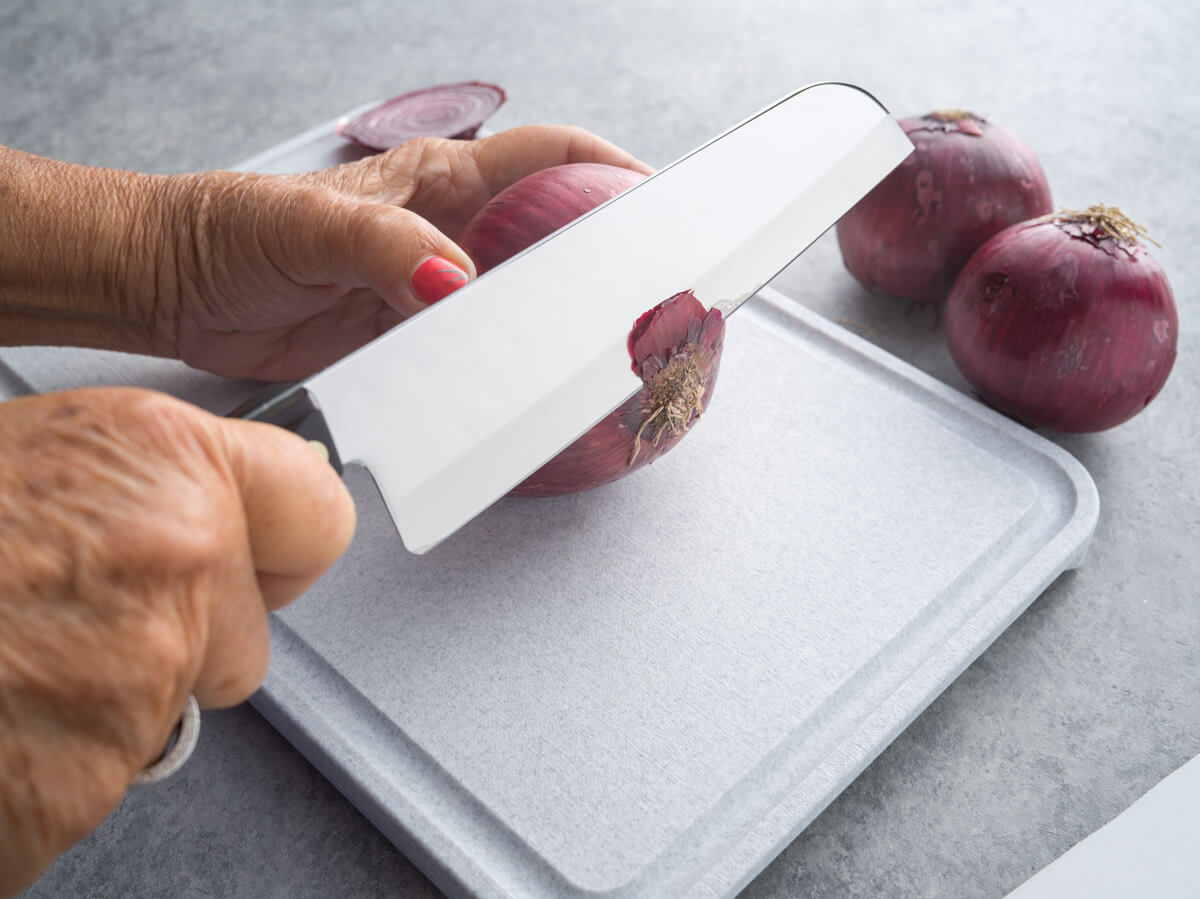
[4,1,1197,896]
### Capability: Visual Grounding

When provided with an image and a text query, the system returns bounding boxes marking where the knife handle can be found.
[227,383,344,475]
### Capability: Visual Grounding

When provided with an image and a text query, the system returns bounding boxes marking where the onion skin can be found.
[944,217,1178,432]
[460,163,646,275]
[513,292,724,497]
[836,111,1053,304]
[457,162,726,497]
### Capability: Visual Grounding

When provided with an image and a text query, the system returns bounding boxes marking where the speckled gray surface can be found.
[4,1,1198,897]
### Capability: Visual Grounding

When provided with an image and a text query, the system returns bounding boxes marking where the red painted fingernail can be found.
[412,256,469,303]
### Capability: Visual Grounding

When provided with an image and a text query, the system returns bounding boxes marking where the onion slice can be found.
[336,81,506,150]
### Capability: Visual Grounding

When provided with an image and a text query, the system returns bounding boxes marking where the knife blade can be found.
[233,82,913,554]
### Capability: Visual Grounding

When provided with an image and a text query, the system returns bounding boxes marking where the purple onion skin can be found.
[836,113,1053,304]
[945,221,1178,433]
[460,163,645,275]
[512,295,724,497]
[458,164,725,497]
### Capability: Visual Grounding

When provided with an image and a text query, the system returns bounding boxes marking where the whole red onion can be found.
[458,162,726,497]
[944,206,1177,433]
[836,110,1053,304]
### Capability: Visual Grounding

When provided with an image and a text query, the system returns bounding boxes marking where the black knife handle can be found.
[227,383,344,475]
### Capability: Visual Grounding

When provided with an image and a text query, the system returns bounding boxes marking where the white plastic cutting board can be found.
[0,114,1098,899]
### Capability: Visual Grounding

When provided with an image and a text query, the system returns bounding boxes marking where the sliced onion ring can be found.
[336,81,506,151]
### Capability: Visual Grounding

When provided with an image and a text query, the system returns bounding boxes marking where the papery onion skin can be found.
[456,162,725,497]
[513,292,724,497]
[337,81,506,151]
[944,214,1178,432]
[836,111,1053,304]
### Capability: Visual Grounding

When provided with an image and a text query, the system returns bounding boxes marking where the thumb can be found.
[288,192,476,318]
[190,414,355,708]
[215,416,357,608]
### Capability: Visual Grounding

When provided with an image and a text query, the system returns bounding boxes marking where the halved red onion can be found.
[945,205,1177,432]
[336,81,505,151]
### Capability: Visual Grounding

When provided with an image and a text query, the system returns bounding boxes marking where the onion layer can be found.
[456,162,726,497]
[945,205,1177,432]
[836,110,1053,304]
[337,81,505,151]
[513,291,724,497]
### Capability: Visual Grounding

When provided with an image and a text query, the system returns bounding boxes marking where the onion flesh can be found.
[944,205,1177,432]
[337,81,505,151]
[456,162,726,497]
[836,110,1053,304]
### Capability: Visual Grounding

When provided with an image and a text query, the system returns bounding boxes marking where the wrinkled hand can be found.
[159,126,653,380]
[0,387,355,896]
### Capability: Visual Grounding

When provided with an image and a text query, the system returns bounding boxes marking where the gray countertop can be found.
[5,1,1198,897]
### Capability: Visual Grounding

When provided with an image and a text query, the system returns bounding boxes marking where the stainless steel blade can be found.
[304,82,913,553]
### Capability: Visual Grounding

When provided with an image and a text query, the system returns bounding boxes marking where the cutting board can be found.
[0,113,1098,899]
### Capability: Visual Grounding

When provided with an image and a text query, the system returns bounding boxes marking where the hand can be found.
[155,126,654,380]
[0,126,650,380]
[0,387,355,896]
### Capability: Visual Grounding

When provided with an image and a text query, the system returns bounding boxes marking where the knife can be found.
[231,82,914,554]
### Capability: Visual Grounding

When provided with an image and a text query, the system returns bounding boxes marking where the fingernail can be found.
[307,440,330,463]
[412,256,469,304]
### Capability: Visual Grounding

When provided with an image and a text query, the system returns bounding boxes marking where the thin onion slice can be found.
[336,81,506,151]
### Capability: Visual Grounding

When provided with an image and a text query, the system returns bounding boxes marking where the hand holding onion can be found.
[0,126,651,382]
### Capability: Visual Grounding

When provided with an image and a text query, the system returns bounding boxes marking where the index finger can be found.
[468,125,655,195]
[400,125,654,238]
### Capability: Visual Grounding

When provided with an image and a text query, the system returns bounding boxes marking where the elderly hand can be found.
[0,124,650,895]
[0,127,652,381]
[0,387,356,896]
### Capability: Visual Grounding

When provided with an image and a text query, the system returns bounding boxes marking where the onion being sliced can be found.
[336,81,505,151]
[456,162,726,497]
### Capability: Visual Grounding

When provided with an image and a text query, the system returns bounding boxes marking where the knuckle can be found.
[133,611,196,684]
[404,135,448,158]
[95,390,240,575]
[116,388,208,447]
[374,141,428,190]
[118,611,201,755]
[207,651,270,706]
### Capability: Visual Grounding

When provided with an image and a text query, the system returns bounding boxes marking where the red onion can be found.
[836,110,1053,303]
[336,81,505,151]
[515,291,724,496]
[458,163,726,496]
[459,162,646,274]
[945,205,1177,433]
